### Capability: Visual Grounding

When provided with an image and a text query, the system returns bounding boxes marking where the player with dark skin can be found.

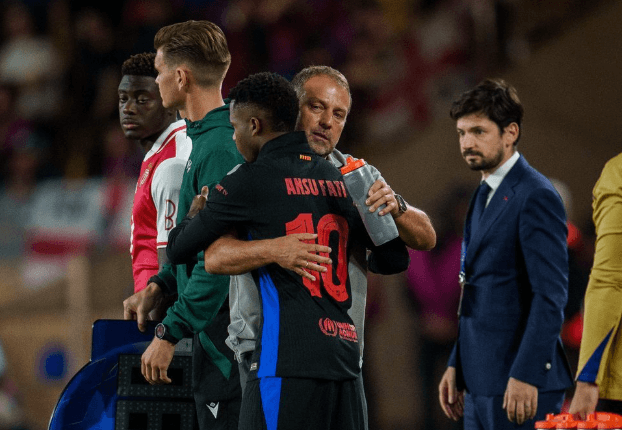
[198,71,436,279]
[118,52,179,303]
[118,73,177,153]
[128,67,437,391]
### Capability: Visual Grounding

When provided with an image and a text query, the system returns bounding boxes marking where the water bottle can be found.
[340,157,399,246]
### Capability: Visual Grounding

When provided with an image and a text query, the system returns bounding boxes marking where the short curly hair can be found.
[121,52,157,78]
[228,72,299,132]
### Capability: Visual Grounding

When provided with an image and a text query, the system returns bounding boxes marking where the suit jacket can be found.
[448,155,574,396]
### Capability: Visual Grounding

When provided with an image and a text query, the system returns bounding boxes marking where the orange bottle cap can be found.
[340,157,366,175]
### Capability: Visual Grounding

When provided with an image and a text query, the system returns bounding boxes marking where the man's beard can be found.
[464,148,504,171]
[308,139,334,157]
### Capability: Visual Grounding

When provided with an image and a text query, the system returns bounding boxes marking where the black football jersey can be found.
[170,132,367,380]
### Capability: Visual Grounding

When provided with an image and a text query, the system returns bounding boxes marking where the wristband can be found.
[148,275,173,296]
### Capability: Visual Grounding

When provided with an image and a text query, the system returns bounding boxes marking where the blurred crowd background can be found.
[0,0,619,429]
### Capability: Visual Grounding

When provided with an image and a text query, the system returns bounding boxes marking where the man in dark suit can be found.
[438,78,573,430]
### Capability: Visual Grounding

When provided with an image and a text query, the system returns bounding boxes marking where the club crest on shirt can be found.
[139,163,153,187]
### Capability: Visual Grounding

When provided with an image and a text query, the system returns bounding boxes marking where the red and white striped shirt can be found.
[130,120,191,292]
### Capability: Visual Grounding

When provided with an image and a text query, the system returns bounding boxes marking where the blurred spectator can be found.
[342,4,401,142]
[340,0,477,147]
[0,139,46,260]
[405,185,470,430]
[59,9,127,180]
[0,0,597,191]
[0,0,65,122]
[408,0,475,120]
[0,80,53,259]
[0,83,30,181]
[120,0,184,55]
[0,0,550,183]
[216,0,266,92]
[65,8,123,122]
[98,119,142,249]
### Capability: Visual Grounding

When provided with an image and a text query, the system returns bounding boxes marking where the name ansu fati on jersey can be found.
[284,177,348,198]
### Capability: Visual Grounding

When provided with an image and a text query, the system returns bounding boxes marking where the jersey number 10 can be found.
[286,213,349,302]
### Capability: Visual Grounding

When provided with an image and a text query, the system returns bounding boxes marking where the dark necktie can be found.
[470,181,491,236]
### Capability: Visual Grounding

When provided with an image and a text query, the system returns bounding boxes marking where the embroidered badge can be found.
[139,163,153,187]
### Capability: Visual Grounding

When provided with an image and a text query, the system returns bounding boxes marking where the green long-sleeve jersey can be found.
[158,102,243,378]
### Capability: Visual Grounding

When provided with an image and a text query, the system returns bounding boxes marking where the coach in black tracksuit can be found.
[167,72,375,430]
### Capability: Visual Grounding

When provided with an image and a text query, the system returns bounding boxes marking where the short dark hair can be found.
[154,20,231,88]
[228,72,299,132]
[121,52,157,78]
[291,65,352,112]
[450,78,524,144]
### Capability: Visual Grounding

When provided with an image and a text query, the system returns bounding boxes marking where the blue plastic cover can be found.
[48,319,157,430]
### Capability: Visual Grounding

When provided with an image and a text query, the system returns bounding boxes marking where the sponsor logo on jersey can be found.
[299,154,311,161]
[319,317,338,336]
[319,318,358,342]
[139,163,153,187]
[186,159,192,173]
